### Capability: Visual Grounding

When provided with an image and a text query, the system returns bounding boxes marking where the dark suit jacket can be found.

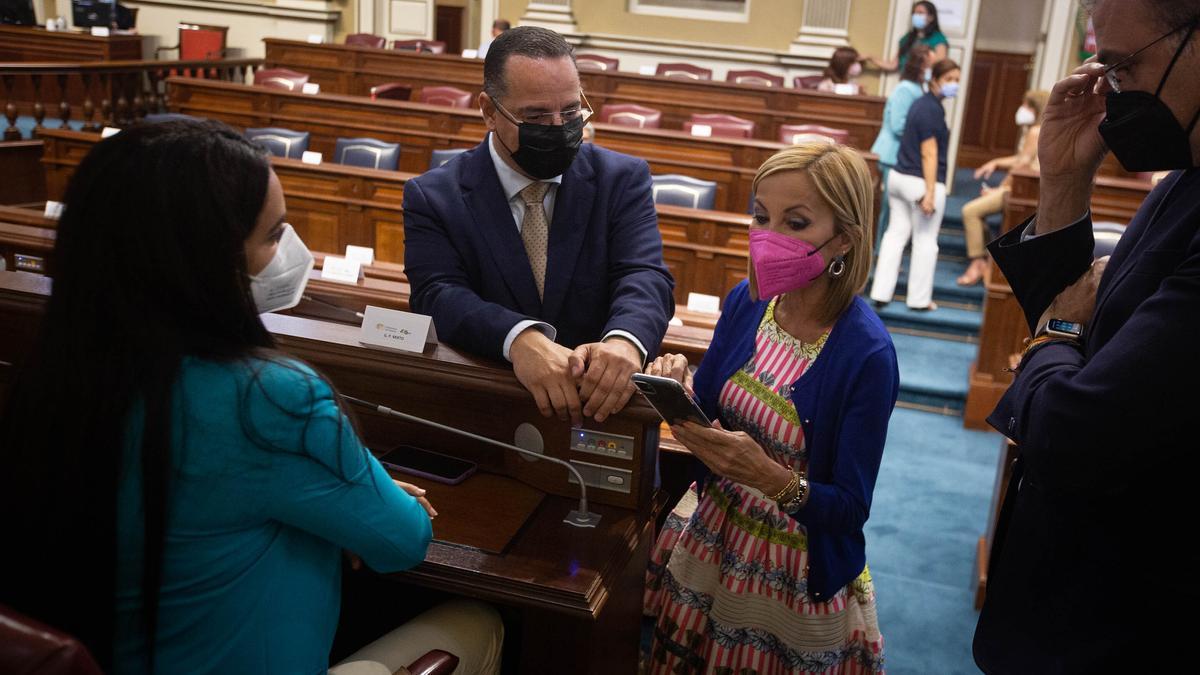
[402,139,674,362]
[974,168,1200,673]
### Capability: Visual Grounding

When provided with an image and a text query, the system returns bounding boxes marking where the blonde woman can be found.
[643,143,898,673]
[957,90,1050,286]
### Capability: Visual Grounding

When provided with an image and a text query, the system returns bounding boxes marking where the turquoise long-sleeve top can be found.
[114,357,432,674]
[870,80,925,168]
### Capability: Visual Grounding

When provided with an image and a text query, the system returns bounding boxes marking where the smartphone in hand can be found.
[632,373,711,426]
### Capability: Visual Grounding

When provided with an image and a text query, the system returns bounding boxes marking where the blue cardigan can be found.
[691,282,899,601]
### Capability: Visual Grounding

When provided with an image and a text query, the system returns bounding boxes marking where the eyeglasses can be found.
[1102,19,1197,93]
[495,91,594,125]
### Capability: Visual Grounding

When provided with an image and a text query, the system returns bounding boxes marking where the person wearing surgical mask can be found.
[642,143,897,674]
[865,1,949,74]
[818,46,865,95]
[0,119,504,674]
[870,59,961,311]
[956,89,1050,286]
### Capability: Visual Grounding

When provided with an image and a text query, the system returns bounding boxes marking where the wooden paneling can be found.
[261,38,886,149]
[0,141,46,205]
[0,25,144,62]
[963,169,1152,429]
[957,50,1033,169]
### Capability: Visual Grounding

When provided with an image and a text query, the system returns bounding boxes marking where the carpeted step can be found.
[868,257,985,307]
[889,332,974,411]
[871,300,982,339]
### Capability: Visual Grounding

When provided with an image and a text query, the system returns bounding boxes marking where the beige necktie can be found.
[519,181,551,299]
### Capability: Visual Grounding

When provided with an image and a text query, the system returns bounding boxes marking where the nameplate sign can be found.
[686,292,720,314]
[301,82,321,95]
[833,83,858,96]
[101,126,121,138]
[461,49,478,59]
[360,306,438,354]
[689,124,712,138]
[301,150,323,165]
[345,245,375,266]
[320,256,361,284]
[306,34,324,44]
[43,200,64,220]
[638,65,656,76]
[90,26,110,37]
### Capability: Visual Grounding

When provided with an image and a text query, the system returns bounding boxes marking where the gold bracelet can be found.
[769,469,799,503]
[1021,334,1078,360]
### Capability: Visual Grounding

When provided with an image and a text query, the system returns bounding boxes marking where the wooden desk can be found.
[261,38,886,149]
[0,270,667,674]
[962,169,1153,429]
[0,25,144,62]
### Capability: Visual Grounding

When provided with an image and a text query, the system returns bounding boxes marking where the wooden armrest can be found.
[403,649,459,675]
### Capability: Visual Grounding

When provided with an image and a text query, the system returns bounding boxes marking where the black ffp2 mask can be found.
[1099,23,1200,172]
[505,114,585,179]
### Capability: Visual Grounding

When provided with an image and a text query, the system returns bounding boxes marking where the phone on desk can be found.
[375,445,477,485]
[631,373,711,426]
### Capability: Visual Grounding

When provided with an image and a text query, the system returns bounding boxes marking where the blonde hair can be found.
[752,142,875,325]
[1023,89,1050,122]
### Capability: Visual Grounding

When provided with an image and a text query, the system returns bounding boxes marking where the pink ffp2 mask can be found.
[749,229,836,299]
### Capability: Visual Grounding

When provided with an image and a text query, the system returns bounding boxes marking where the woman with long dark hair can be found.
[0,121,458,673]
[867,1,949,73]
[818,46,864,94]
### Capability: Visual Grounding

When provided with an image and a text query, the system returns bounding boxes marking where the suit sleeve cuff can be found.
[503,320,556,362]
[604,330,648,366]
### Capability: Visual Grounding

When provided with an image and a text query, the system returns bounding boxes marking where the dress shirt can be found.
[488,133,648,363]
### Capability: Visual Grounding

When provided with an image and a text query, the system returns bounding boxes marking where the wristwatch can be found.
[779,476,809,514]
[1043,318,1084,340]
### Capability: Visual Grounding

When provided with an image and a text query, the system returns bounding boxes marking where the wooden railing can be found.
[0,57,264,140]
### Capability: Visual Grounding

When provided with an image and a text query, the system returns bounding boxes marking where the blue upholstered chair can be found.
[141,113,202,124]
[333,137,401,170]
[245,127,310,159]
[1093,222,1126,258]
[650,174,718,210]
[429,148,468,169]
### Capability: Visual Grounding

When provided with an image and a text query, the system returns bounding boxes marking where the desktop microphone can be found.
[341,394,602,528]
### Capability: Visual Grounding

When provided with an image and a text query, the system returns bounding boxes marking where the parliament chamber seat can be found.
[0,603,103,675]
[253,68,310,91]
[726,69,785,87]
[656,63,713,80]
[685,113,756,139]
[650,174,718,210]
[429,148,468,169]
[418,86,473,108]
[345,33,387,49]
[246,127,311,159]
[598,103,662,129]
[778,123,850,145]
[1093,222,1126,258]
[334,137,401,171]
[793,75,824,90]
[392,40,446,54]
[155,23,228,61]
[576,54,620,71]
[369,82,413,101]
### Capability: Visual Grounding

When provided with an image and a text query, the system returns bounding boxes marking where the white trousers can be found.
[869,170,947,308]
[329,599,504,675]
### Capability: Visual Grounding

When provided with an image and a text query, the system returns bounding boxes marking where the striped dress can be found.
[644,299,884,674]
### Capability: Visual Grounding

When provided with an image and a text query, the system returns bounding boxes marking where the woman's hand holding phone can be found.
[644,353,694,393]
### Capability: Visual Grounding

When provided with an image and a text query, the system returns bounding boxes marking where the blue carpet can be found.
[869,256,985,307]
[890,332,974,410]
[8,116,87,139]
[872,301,982,339]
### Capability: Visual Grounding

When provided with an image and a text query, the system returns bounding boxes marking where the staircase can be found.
[867,168,1004,415]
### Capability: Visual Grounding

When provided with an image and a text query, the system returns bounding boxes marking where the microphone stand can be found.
[342,394,602,528]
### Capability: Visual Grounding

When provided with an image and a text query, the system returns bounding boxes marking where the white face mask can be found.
[848,62,863,78]
[940,82,960,99]
[250,223,314,314]
[924,67,933,82]
[1015,106,1037,126]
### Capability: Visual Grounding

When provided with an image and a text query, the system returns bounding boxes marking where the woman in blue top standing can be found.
[870,58,962,311]
[870,43,933,245]
[643,143,899,673]
[867,1,949,73]
[0,120,499,674]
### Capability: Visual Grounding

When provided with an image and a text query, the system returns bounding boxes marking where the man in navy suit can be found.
[974,0,1200,671]
[403,26,674,425]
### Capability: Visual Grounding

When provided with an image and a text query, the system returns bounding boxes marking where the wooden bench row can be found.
[261,38,886,149]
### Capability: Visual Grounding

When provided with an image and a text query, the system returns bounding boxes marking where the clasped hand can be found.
[511,329,640,425]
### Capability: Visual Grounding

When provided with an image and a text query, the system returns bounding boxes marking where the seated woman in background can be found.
[818,46,864,94]
[869,43,933,246]
[956,89,1049,286]
[0,120,501,674]
[870,59,962,311]
[643,142,899,674]
[866,1,948,73]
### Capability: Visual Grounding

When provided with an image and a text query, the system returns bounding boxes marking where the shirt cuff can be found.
[603,330,648,366]
[503,320,556,362]
[1020,211,1091,242]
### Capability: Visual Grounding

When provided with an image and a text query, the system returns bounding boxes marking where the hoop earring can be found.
[828,255,847,278]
